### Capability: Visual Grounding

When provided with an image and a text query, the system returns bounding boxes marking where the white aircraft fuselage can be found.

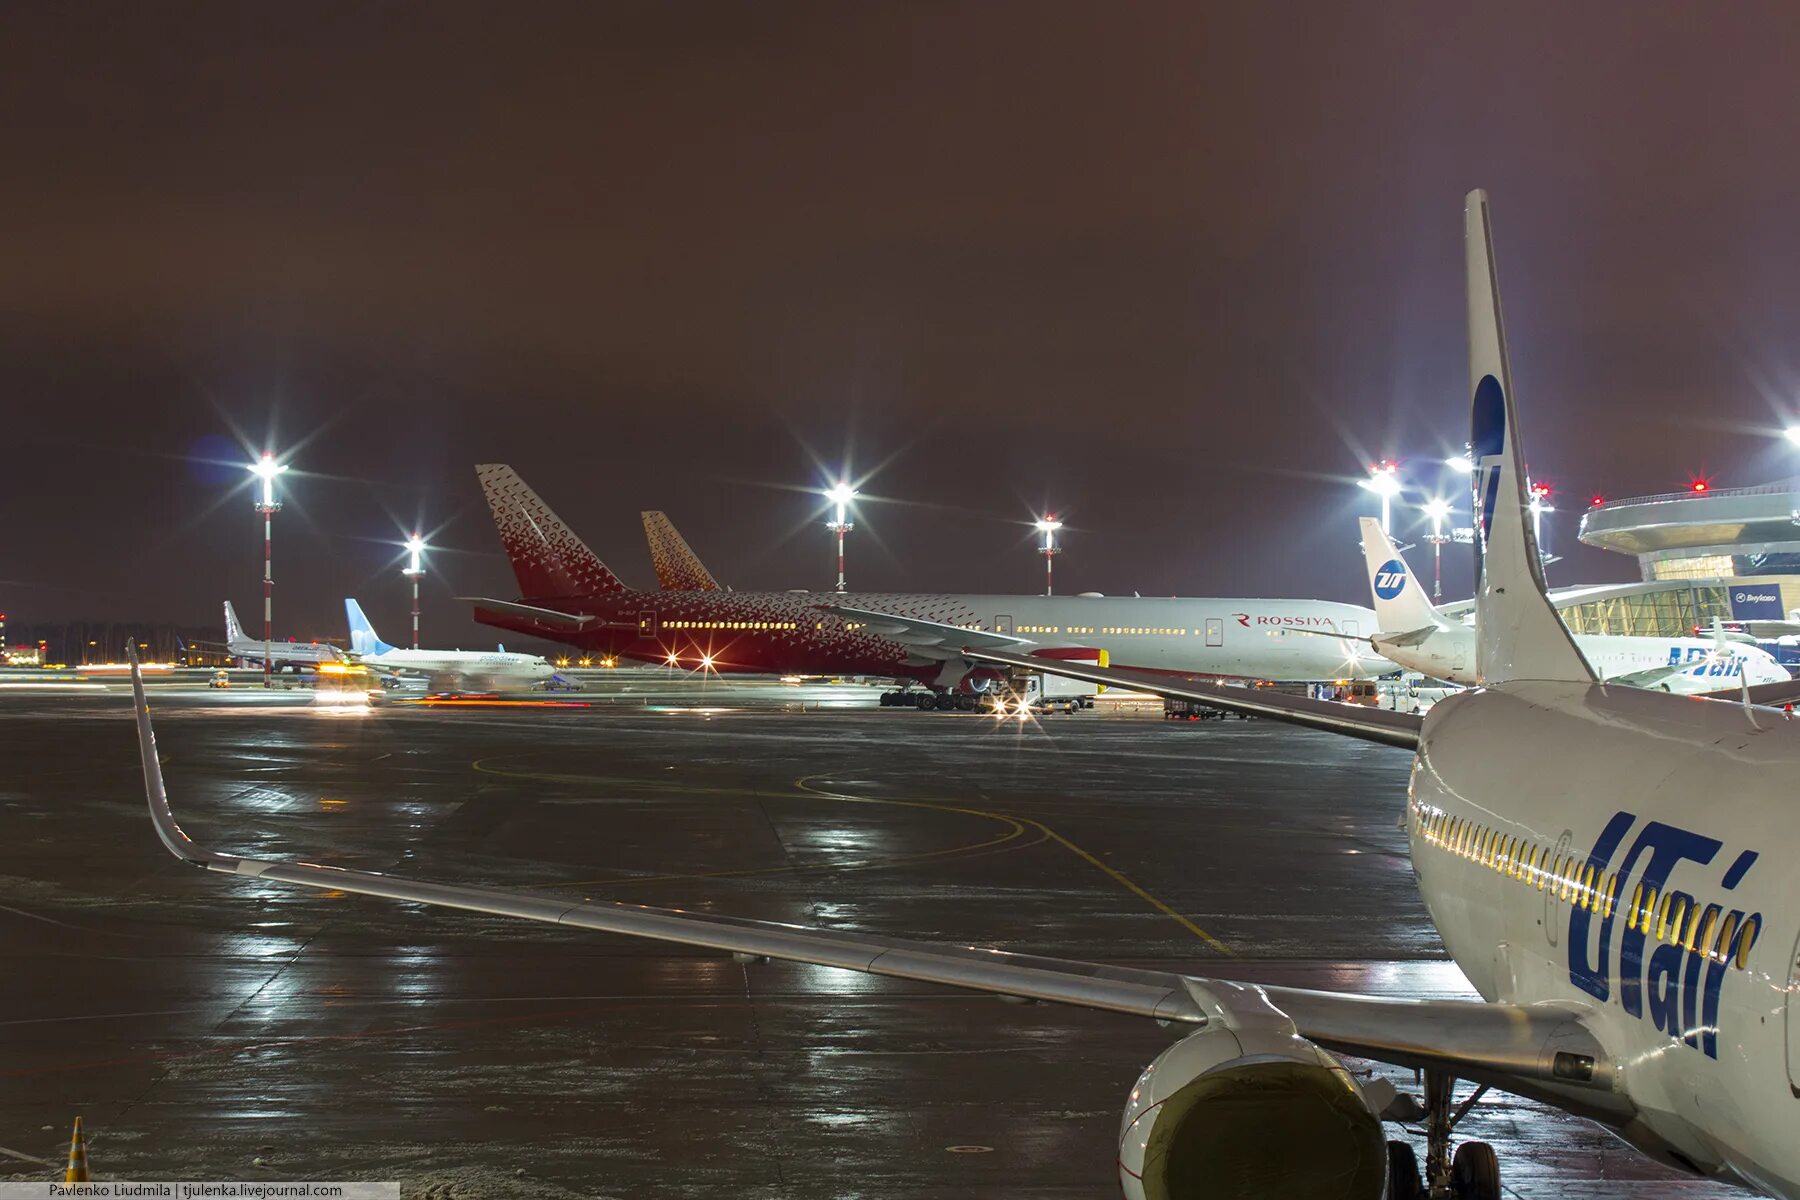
[1412,679,1799,1193]
[1380,625,1790,693]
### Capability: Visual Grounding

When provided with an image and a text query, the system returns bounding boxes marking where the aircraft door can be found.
[638,611,659,637]
[1205,618,1224,647]
[1785,931,1800,1092]
[993,614,1013,635]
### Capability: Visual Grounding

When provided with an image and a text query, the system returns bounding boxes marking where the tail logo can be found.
[1373,560,1409,600]
[1470,375,1508,548]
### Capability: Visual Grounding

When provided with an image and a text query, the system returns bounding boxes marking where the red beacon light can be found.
[1692,479,1711,494]
[1590,495,1605,508]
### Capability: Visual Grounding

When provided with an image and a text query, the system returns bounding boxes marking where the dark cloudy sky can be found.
[5,2,1800,644]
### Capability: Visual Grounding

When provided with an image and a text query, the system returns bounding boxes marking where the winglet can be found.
[126,643,220,869]
[1358,518,1446,636]
[1465,190,1595,686]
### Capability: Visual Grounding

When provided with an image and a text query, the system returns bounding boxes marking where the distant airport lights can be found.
[823,481,857,593]
[247,451,289,688]
[1358,460,1402,534]
[1035,514,1063,596]
[402,533,427,650]
[1420,496,1453,600]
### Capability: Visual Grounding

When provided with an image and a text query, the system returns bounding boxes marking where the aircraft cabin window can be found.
[1736,916,1760,969]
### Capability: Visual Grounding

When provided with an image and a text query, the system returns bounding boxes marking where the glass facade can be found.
[1559,585,1731,638]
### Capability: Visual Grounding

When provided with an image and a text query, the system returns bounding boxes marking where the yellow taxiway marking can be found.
[469,756,1229,953]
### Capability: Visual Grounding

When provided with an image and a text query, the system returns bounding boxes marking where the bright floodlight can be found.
[826,482,857,508]
[1358,461,1401,533]
[403,533,427,575]
[1357,463,1401,497]
[1421,496,1453,525]
[247,452,288,509]
[1034,515,1064,535]
[1784,426,1800,447]
[1445,454,1475,474]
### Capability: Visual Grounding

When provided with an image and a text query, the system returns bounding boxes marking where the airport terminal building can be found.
[1554,483,1800,636]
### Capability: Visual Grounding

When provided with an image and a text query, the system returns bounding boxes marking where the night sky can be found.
[6,3,1800,647]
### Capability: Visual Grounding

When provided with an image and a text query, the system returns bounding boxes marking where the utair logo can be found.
[1373,559,1408,600]
[1564,810,1763,1060]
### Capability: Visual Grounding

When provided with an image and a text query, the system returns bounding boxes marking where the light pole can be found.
[824,482,856,593]
[1035,514,1063,596]
[1528,482,1554,580]
[248,452,288,688]
[1421,496,1453,600]
[403,533,426,650]
[1358,460,1401,534]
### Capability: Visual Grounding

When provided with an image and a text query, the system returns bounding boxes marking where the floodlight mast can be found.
[403,534,427,650]
[824,482,856,593]
[1421,496,1453,600]
[1035,515,1063,596]
[1358,460,1402,534]
[247,452,288,689]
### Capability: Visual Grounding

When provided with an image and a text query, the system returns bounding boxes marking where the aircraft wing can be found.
[967,646,1421,749]
[820,605,1034,658]
[125,650,1610,1107]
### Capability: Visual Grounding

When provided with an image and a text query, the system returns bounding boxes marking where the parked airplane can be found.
[463,465,1394,700]
[216,600,345,670]
[642,510,720,591]
[1357,517,1791,693]
[128,191,1800,1198]
[343,599,556,693]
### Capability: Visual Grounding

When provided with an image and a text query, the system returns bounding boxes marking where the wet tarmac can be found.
[0,688,1742,1197]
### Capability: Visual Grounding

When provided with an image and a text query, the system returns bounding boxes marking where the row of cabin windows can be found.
[663,620,802,631]
[1416,808,1758,971]
[1100,626,1189,636]
[1016,624,1098,634]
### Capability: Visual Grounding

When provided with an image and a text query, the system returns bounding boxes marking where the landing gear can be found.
[1386,1141,1424,1200]
[1405,1071,1496,1199]
[934,693,956,711]
[1449,1142,1500,1200]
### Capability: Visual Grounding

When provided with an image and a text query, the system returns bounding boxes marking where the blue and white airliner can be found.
[127,193,1800,1198]
[1357,517,1792,694]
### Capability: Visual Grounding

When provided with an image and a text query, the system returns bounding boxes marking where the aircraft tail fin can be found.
[1465,190,1595,686]
[344,598,395,657]
[477,464,630,600]
[642,510,720,592]
[1358,518,1446,635]
[223,601,246,644]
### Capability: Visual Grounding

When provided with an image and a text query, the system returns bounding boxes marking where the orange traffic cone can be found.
[64,1116,89,1183]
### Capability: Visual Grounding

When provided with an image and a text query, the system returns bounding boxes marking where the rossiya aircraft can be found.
[461,465,1394,699]
[342,598,556,693]
[642,510,721,591]
[213,600,345,670]
[1356,517,1792,694]
[122,190,1800,1198]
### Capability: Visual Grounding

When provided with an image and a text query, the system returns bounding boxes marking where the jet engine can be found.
[1117,1025,1388,1200]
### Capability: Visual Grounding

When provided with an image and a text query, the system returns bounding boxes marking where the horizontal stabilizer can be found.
[458,597,596,629]
[966,646,1419,749]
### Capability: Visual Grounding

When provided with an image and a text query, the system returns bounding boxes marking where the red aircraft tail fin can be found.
[476,464,630,600]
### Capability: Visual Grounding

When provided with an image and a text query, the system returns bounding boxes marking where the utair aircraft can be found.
[124,191,1800,1199]
[462,464,1394,701]
[342,598,555,693]
[1357,517,1792,694]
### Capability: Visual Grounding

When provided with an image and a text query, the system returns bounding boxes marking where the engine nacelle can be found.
[1118,1026,1387,1199]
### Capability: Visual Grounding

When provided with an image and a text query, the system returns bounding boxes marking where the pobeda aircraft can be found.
[342,598,556,693]
[126,191,1800,1198]
[1357,517,1792,694]
[462,466,1393,696]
